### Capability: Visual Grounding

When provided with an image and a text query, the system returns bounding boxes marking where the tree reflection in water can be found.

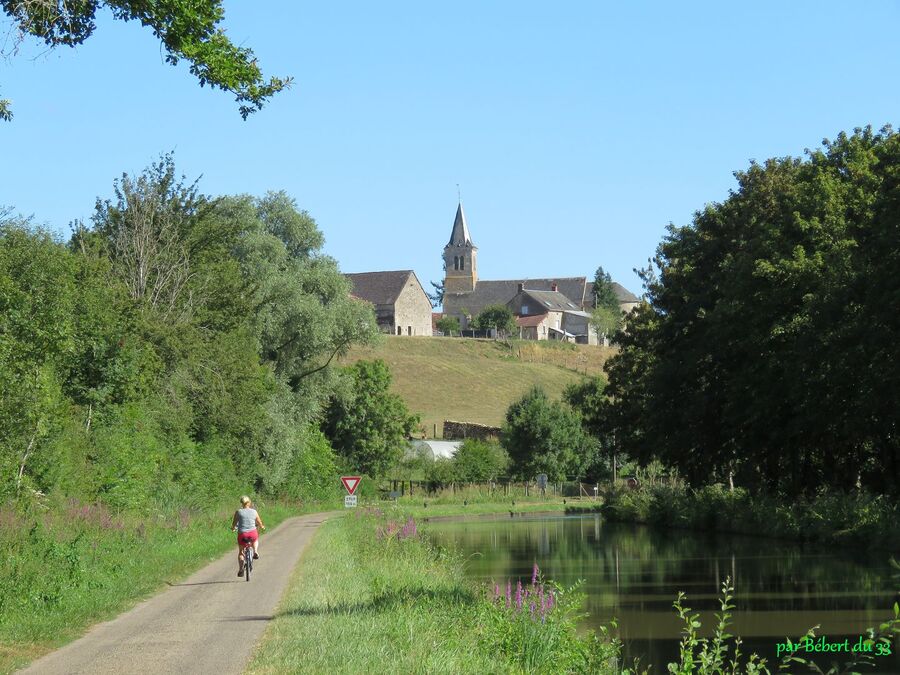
[425,514,900,673]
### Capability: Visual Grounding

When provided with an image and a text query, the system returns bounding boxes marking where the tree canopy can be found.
[323,359,420,477]
[589,266,623,342]
[501,387,594,481]
[1,0,290,121]
[473,304,516,336]
[605,126,900,496]
[1,155,376,506]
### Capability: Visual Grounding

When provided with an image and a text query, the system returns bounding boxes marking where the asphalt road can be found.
[21,512,337,675]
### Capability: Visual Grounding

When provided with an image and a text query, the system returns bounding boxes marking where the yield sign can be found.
[341,476,361,495]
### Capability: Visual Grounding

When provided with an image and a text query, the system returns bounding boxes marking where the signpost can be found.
[536,473,548,496]
[341,476,360,508]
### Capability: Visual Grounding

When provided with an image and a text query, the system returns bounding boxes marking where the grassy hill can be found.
[339,337,612,437]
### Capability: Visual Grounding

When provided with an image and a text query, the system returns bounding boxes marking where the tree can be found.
[427,280,445,308]
[323,359,420,477]
[590,266,623,343]
[473,304,515,337]
[501,387,595,481]
[92,153,205,322]
[435,315,459,335]
[1,0,290,121]
[563,377,616,481]
[0,223,73,497]
[453,439,509,481]
[605,126,900,496]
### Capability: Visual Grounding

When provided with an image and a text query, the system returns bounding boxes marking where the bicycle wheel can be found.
[245,545,252,581]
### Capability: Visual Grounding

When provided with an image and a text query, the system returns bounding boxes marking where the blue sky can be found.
[2,1,899,300]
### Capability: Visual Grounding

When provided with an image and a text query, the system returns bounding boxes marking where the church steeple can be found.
[448,202,474,247]
[443,202,478,294]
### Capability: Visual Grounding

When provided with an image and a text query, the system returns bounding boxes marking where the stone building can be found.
[441,203,639,340]
[345,270,432,336]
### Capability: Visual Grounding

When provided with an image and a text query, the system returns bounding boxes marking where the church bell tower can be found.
[443,203,478,294]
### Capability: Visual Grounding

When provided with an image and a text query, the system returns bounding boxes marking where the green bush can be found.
[452,439,509,482]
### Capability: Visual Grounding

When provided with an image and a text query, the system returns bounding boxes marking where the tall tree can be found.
[1,0,290,120]
[322,359,419,477]
[501,386,594,481]
[590,266,623,342]
[605,126,900,496]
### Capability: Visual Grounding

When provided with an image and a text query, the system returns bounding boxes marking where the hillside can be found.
[339,337,613,437]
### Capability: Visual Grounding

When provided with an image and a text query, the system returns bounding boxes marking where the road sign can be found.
[536,474,548,489]
[344,495,358,508]
[341,476,361,495]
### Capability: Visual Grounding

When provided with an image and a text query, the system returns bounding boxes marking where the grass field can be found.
[340,337,612,435]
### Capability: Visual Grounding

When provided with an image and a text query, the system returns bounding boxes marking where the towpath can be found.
[21,512,336,675]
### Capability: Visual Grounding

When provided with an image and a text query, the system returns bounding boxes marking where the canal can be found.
[424,513,900,673]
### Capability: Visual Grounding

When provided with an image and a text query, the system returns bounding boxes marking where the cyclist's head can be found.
[240,495,251,507]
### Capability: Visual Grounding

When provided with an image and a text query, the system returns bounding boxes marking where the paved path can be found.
[21,512,337,675]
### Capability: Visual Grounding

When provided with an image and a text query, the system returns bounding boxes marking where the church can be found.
[440,203,639,344]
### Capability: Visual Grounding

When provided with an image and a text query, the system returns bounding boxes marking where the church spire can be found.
[443,201,478,295]
[447,202,474,247]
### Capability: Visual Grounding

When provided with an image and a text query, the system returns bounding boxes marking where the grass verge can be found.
[247,507,622,674]
[0,498,331,674]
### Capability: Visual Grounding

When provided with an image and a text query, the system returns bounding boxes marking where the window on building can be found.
[408,326,412,335]
[459,256,465,271]
[522,304,529,314]
[453,256,459,270]
[397,326,402,335]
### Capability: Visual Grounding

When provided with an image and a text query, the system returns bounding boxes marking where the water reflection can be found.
[425,514,900,673]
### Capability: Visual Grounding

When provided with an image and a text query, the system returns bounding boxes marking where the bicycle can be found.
[238,533,254,582]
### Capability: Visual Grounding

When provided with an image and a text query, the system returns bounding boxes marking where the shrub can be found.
[453,439,509,482]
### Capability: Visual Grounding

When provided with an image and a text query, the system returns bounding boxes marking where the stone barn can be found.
[345,270,433,336]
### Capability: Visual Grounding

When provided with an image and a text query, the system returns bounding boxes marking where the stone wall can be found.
[393,274,433,336]
[442,420,501,441]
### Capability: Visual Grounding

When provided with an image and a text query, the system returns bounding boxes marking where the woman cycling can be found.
[231,495,266,577]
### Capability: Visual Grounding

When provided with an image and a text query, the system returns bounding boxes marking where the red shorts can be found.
[237,529,258,545]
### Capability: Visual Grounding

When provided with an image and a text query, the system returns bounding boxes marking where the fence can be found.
[378,479,620,500]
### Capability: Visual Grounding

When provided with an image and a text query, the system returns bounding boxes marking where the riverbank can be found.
[599,484,900,552]
[247,507,624,674]
[403,498,572,519]
[0,499,326,674]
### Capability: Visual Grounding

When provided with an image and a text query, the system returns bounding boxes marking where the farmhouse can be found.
[345,270,432,336]
[441,203,639,342]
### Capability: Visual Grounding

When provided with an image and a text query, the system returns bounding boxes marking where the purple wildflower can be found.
[494,583,500,601]
[398,516,417,540]
[515,580,523,610]
[506,580,512,608]
[532,563,539,585]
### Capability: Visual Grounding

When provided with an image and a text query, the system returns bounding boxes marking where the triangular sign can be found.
[341,476,361,495]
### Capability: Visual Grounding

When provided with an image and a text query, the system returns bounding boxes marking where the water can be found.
[424,513,900,673]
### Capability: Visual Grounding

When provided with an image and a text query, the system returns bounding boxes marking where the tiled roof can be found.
[444,277,587,317]
[516,315,546,327]
[520,289,581,312]
[344,271,413,306]
[583,281,640,306]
